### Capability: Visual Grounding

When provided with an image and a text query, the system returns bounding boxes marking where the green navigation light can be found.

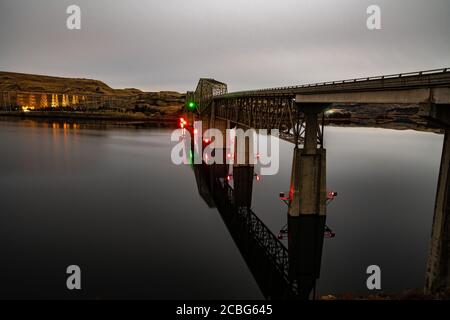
[188,101,197,110]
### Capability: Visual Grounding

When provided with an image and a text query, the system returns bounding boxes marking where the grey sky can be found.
[0,0,449,92]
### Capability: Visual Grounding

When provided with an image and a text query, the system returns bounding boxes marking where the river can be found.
[0,118,443,299]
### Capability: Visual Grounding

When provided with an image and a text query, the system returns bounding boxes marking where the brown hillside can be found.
[0,71,141,96]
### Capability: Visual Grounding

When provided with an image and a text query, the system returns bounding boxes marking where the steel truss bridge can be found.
[191,68,450,145]
[190,67,450,297]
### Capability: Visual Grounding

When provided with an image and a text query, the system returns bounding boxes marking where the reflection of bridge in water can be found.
[193,162,301,299]
[188,68,450,298]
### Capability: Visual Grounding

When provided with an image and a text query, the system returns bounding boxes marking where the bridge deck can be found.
[214,68,450,100]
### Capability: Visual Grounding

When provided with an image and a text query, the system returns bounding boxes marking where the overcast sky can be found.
[0,0,449,92]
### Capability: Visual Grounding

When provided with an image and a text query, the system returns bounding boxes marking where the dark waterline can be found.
[0,119,444,299]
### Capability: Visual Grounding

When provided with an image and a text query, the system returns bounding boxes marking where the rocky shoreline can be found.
[320,288,450,300]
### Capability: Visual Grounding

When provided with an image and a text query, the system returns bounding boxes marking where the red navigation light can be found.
[227,153,232,158]
[227,175,232,182]
[279,191,291,201]
[204,138,210,143]
[179,117,188,129]
[327,191,338,200]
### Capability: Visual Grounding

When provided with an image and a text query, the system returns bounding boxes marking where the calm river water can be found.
[0,118,444,299]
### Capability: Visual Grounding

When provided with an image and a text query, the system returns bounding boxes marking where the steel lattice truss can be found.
[213,96,324,147]
[193,78,228,114]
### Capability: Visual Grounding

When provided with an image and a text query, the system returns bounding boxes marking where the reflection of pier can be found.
[188,68,450,297]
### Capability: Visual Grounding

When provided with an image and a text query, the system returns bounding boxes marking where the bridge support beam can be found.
[288,105,328,217]
[426,126,450,295]
[288,105,328,298]
[210,100,216,129]
[209,118,230,189]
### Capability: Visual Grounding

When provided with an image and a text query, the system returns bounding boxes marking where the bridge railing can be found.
[257,68,449,91]
[216,67,449,97]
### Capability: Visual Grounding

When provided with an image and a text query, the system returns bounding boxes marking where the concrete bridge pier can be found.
[210,118,230,186]
[210,147,229,189]
[233,130,254,208]
[288,105,328,298]
[426,104,450,295]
